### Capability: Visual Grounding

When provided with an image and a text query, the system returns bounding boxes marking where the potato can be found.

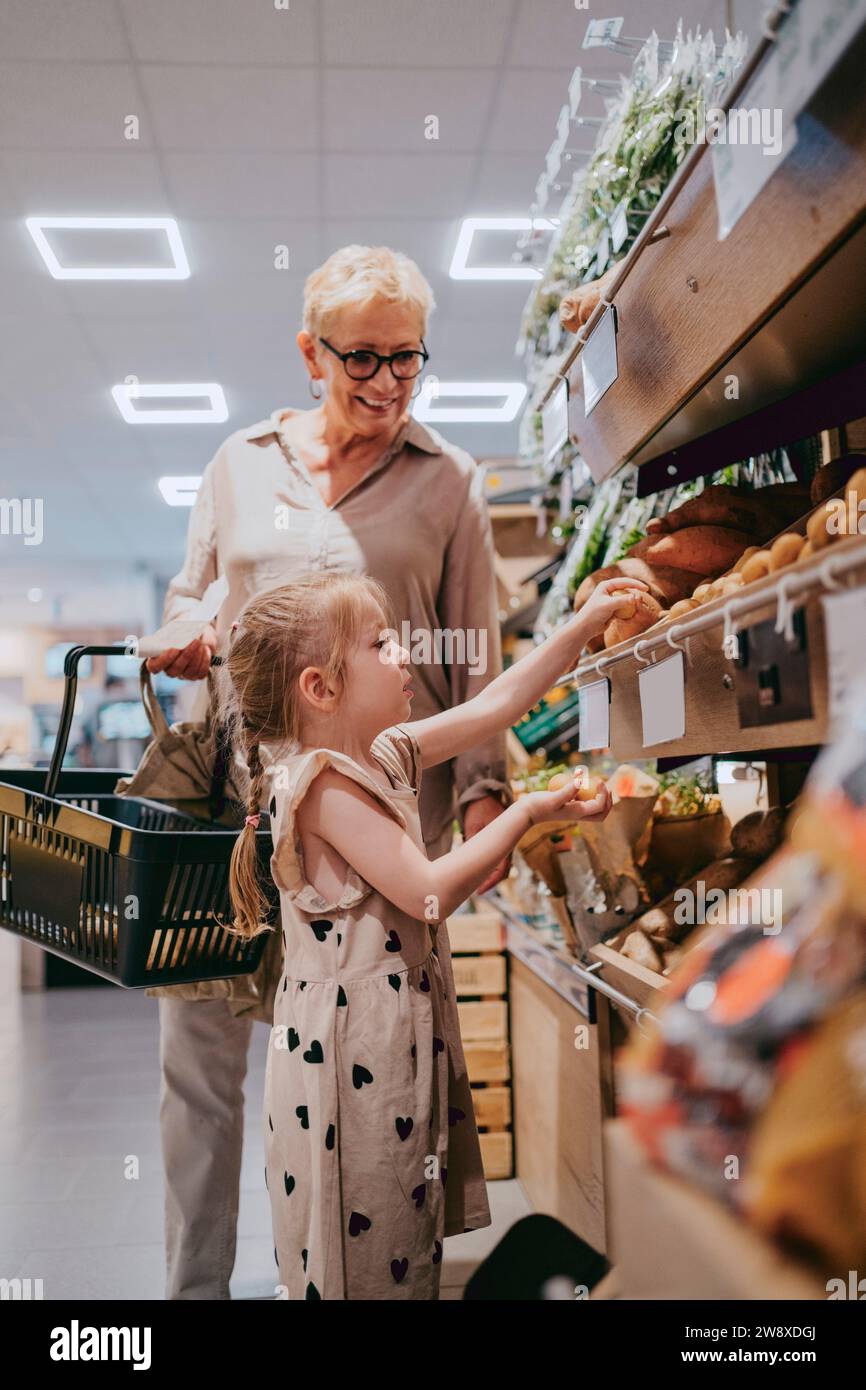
[806,501,835,551]
[620,931,662,972]
[547,770,603,801]
[691,581,714,602]
[603,592,664,648]
[740,549,772,584]
[718,573,745,595]
[798,539,814,561]
[733,545,761,573]
[768,532,806,571]
[612,595,637,620]
[667,597,700,619]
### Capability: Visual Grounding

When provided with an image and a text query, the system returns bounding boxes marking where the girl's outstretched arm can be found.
[299,766,612,922]
[405,577,648,770]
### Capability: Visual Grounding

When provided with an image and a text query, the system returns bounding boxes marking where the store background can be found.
[0,0,786,1301]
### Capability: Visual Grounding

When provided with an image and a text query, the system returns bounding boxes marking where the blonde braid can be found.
[227,736,272,940]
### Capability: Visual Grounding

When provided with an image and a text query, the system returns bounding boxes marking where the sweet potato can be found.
[645,483,809,541]
[573,559,694,612]
[633,525,754,576]
[603,592,664,648]
[810,455,866,505]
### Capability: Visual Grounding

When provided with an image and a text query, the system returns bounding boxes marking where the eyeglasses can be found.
[318,336,429,381]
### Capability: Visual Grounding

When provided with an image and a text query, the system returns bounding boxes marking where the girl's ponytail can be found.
[227,735,271,940]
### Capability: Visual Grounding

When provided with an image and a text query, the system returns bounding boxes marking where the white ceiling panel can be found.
[0,61,143,149]
[321,0,513,68]
[139,64,319,150]
[323,153,476,217]
[160,151,321,218]
[322,68,498,152]
[0,0,129,61]
[120,0,319,64]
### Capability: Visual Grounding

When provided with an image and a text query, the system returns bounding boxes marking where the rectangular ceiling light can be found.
[449,217,558,280]
[413,381,527,423]
[112,383,228,424]
[25,216,190,279]
[158,476,203,506]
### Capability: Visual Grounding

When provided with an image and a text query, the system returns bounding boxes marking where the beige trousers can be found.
[159,824,454,1300]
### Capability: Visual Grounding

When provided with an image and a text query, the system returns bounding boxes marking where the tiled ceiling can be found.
[0,0,756,608]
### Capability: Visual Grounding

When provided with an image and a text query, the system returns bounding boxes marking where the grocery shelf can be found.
[565,534,866,761]
[539,16,866,486]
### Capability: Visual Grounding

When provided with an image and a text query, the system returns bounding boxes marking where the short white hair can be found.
[302,245,435,339]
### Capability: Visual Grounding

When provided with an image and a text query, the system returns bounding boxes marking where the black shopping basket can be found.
[0,645,275,987]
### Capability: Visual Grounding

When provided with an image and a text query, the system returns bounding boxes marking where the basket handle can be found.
[44,645,224,798]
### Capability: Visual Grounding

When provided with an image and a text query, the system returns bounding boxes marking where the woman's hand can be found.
[524,771,613,828]
[572,577,649,643]
[560,266,618,333]
[146,623,217,680]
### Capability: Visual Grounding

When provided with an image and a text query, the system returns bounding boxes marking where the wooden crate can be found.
[451,906,513,1180]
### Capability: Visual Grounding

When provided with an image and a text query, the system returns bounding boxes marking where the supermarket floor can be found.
[0,962,532,1300]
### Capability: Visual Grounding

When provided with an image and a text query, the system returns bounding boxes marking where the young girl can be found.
[223,568,645,1300]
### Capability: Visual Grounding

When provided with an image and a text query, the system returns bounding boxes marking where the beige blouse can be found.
[161,407,511,843]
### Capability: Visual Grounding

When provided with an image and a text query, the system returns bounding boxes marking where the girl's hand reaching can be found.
[523,767,613,828]
[573,576,650,641]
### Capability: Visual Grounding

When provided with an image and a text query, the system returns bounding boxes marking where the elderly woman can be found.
[147,245,512,1300]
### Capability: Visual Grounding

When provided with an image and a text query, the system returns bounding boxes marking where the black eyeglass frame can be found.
[318,336,430,381]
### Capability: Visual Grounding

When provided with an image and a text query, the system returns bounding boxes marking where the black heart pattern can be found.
[268,1113,273,1132]
[384,929,401,953]
[296,1105,309,1130]
[337,933,342,946]
[388,974,401,992]
[284,1172,295,1196]
[433,1036,445,1056]
[420,970,430,993]
[305,1281,320,1300]
[304,1040,324,1063]
[299,981,307,990]
[410,1043,416,1059]
[432,1240,442,1265]
[264,1165,268,1191]
[348,1211,372,1237]
[288,1028,300,1052]
[352,1064,373,1089]
[269,796,276,818]
[310,919,333,942]
[325,1123,335,1151]
[391,1258,408,1284]
[337,985,347,1007]
[411,1183,425,1209]
[448,1107,466,1127]
[302,1249,308,1270]
[395,1116,413,1141]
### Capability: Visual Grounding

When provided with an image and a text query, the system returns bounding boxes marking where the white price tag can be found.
[547,308,562,355]
[583,18,624,49]
[777,0,866,132]
[639,652,686,746]
[556,103,571,149]
[594,226,610,277]
[568,67,583,116]
[578,679,610,751]
[712,40,799,240]
[823,588,866,724]
[581,305,618,416]
[610,199,629,252]
[542,378,569,460]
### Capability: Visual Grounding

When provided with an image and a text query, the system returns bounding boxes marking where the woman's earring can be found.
[309,377,323,401]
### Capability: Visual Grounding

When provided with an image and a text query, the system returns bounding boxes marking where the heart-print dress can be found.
[263,723,492,1300]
